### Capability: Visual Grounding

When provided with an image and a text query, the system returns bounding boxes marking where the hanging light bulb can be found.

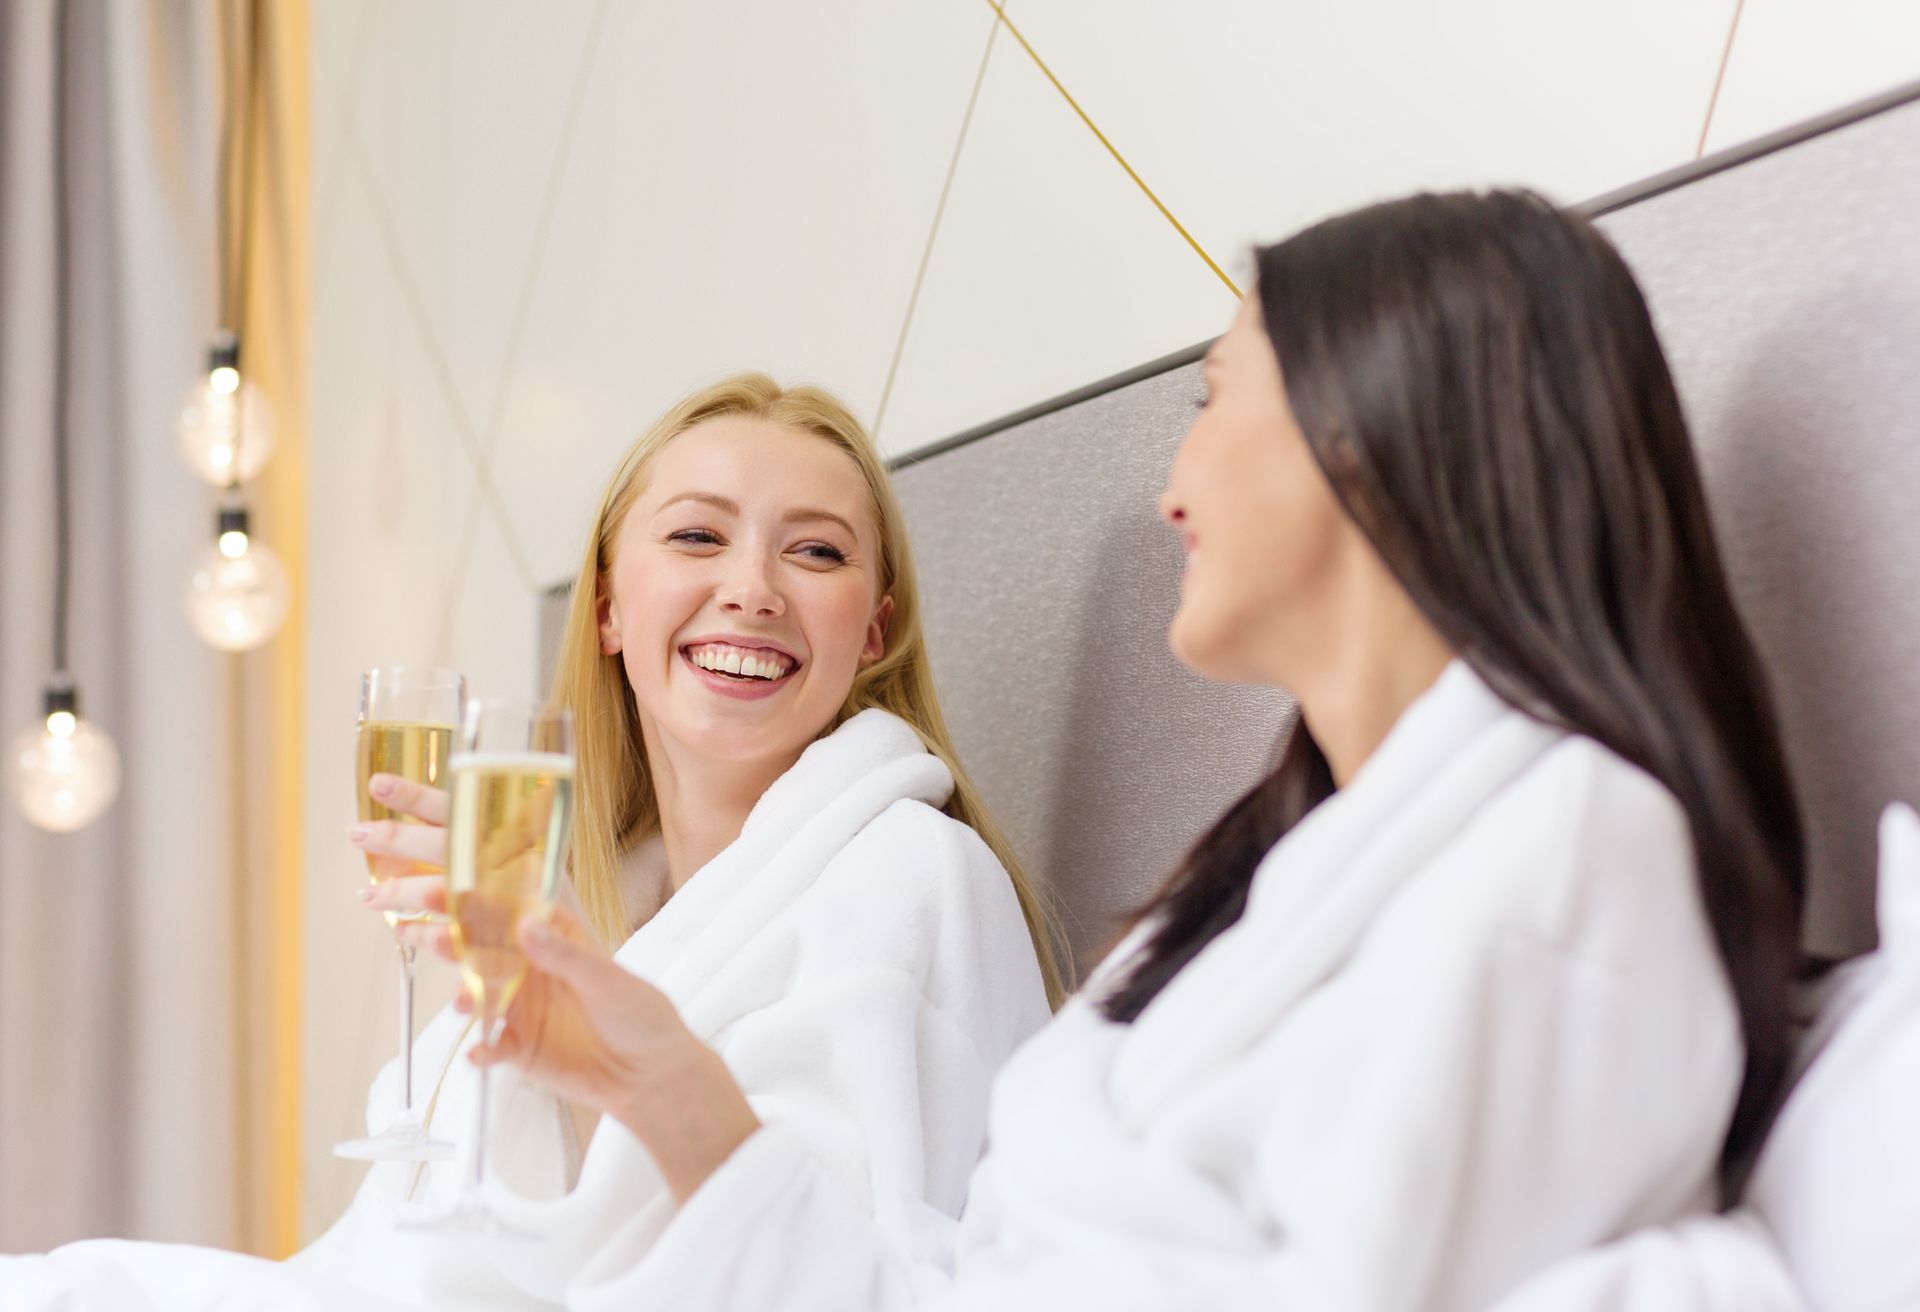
[176,329,274,485]
[8,675,121,832]
[185,501,290,651]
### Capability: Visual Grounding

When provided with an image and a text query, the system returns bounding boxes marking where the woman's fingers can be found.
[349,818,446,869]
[360,873,447,916]
[365,773,450,826]
[518,909,629,1007]
[393,919,453,958]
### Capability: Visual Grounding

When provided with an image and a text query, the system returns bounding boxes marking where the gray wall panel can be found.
[894,367,1294,971]
[1596,97,1920,957]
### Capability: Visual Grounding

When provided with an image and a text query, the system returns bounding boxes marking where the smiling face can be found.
[598,416,892,775]
[1159,294,1366,686]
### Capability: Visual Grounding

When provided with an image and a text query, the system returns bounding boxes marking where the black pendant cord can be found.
[217,0,263,495]
[234,0,261,350]
[215,0,236,334]
[50,0,73,683]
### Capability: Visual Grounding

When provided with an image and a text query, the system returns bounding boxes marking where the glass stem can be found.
[399,942,417,1115]
[472,1058,491,1192]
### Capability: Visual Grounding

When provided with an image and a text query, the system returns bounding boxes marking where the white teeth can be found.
[688,643,791,681]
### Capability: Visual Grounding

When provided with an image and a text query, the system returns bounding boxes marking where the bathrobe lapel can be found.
[1109,664,1560,1120]
[612,707,952,1024]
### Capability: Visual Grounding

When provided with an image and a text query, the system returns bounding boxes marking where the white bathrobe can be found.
[0,708,1051,1311]
[1487,803,1920,1312]
[594,662,1745,1312]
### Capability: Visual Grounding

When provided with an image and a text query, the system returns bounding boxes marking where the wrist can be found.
[615,1039,760,1204]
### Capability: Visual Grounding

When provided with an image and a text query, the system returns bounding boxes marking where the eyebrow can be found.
[656,491,859,539]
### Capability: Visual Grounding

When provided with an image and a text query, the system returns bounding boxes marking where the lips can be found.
[677,636,802,701]
[684,641,795,681]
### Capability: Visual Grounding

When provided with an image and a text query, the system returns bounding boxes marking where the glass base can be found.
[395,1192,539,1238]
[333,1119,454,1163]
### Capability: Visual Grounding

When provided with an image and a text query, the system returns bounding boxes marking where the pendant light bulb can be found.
[177,330,274,485]
[185,502,290,651]
[9,677,121,832]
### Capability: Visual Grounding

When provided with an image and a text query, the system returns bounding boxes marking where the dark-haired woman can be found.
[469,189,1809,1312]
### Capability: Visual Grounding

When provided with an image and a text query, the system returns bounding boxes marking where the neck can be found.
[639,726,800,893]
[1279,574,1454,788]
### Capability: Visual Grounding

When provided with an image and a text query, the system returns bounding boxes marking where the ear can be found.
[858,595,894,671]
[596,585,622,656]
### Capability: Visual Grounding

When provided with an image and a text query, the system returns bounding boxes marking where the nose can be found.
[718,553,785,618]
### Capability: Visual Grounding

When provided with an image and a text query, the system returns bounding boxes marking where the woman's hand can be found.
[467,906,761,1202]
[350,773,452,955]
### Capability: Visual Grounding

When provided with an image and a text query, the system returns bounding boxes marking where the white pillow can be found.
[1744,802,1920,1312]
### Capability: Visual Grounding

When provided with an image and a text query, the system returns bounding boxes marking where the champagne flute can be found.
[401,697,575,1233]
[334,665,463,1162]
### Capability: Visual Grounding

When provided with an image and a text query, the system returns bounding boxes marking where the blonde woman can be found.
[0,375,1058,1312]
[293,374,1065,1307]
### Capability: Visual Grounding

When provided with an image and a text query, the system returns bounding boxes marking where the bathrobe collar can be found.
[613,708,954,1015]
[1103,660,1562,1117]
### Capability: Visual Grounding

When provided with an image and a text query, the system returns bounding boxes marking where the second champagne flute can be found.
[402,697,575,1234]
[334,665,463,1162]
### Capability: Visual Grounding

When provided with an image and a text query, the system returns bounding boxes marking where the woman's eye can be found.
[794,543,847,564]
[667,528,722,546]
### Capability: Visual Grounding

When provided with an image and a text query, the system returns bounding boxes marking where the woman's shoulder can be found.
[1423,732,1711,967]
[804,798,1046,1011]
[821,796,1013,918]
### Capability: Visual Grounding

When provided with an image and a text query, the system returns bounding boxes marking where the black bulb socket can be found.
[207,329,240,373]
[216,503,251,538]
[42,673,78,719]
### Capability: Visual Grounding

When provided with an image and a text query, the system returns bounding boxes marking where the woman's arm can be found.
[472,909,760,1203]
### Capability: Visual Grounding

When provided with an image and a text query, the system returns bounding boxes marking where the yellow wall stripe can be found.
[982,0,1242,299]
[227,0,311,1257]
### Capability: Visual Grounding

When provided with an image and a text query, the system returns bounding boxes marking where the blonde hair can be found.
[551,372,1070,1005]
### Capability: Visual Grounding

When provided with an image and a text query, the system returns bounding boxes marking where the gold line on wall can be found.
[872,4,1003,438]
[1696,0,1748,158]
[345,124,540,592]
[980,0,1241,299]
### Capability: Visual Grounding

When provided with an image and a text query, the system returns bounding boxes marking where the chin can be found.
[1168,606,1265,687]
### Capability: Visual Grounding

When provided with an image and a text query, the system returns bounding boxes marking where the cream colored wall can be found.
[300,0,1920,1238]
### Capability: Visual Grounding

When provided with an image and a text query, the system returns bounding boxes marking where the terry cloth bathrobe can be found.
[0,708,1050,1312]
[579,662,1747,1312]
[1486,802,1920,1312]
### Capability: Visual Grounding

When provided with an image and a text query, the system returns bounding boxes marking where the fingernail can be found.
[348,824,370,844]
[370,775,394,799]
[358,888,375,904]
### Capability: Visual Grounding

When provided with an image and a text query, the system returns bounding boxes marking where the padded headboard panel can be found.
[891,370,1294,969]
[542,84,1918,968]
[1587,89,1920,958]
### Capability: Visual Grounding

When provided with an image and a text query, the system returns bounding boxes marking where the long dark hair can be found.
[1103,190,1804,1202]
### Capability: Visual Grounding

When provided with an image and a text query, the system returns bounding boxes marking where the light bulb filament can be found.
[46,710,77,739]
[218,529,250,559]
[210,365,241,395]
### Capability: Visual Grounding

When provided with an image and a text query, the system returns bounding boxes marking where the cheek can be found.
[800,579,881,672]
[612,559,703,658]
[1171,448,1345,670]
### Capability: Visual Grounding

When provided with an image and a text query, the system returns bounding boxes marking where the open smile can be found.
[679,640,800,700]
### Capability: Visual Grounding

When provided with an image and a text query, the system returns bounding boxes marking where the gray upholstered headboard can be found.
[543,82,1920,969]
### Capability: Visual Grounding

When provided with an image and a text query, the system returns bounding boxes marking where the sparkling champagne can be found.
[355,719,455,921]
[445,751,574,1031]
